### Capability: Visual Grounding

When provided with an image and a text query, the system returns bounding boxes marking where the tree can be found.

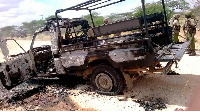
[106,12,133,22]
[21,20,45,35]
[0,26,16,37]
[132,2,173,20]
[196,0,200,6]
[45,15,62,21]
[81,12,104,26]
[132,0,190,20]
[190,6,200,27]
[166,0,190,12]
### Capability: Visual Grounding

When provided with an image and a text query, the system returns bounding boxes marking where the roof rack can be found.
[56,0,125,13]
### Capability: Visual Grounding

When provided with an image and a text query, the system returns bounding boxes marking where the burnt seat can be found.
[92,18,142,37]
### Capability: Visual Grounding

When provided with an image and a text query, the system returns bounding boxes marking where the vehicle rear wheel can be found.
[91,64,124,95]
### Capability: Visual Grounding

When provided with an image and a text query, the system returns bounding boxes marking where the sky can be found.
[0,0,194,28]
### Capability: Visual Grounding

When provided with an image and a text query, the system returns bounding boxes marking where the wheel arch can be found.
[88,59,113,68]
[88,58,125,83]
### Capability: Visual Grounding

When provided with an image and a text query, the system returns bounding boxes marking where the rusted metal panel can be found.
[0,37,35,87]
[54,58,66,74]
[93,18,141,37]
[109,48,146,63]
[88,57,99,63]
[49,26,60,55]
[123,61,174,75]
[61,50,88,68]
[76,67,92,79]
[0,53,33,86]
[48,25,66,74]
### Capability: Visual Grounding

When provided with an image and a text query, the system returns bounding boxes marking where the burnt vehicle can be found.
[0,0,191,95]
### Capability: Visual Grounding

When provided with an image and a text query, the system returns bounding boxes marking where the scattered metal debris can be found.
[0,76,87,111]
[167,70,180,75]
[135,98,167,111]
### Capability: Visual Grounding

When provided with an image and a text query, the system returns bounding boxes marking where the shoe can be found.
[189,51,196,56]
[186,50,192,54]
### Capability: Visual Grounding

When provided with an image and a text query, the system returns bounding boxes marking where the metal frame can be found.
[56,0,125,12]
[56,0,125,28]
[6,39,26,53]
[55,0,168,31]
[54,0,169,50]
[55,0,127,51]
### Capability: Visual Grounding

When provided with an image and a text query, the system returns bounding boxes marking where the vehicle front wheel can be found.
[91,64,124,95]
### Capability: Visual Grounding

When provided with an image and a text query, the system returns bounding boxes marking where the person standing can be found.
[102,18,109,39]
[103,18,109,25]
[169,14,181,43]
[183,11,197,56]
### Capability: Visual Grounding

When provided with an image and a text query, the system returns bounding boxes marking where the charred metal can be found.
[0,0,191,95]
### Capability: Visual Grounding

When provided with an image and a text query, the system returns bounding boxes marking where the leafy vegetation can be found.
[22,20,45,35]
[132,0,190,20]
[106,12,133,22]
[45,15,62,20]
[165,0,189,12]
[0,26,16,37]
[132,2,173,19]
[81,12,104,26]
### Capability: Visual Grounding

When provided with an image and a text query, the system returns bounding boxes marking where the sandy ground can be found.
[0,40,51,62]
[0,36,200,111]
[66,51,200,111]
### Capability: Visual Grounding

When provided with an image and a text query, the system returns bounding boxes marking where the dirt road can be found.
[0,39,200,111]
[64,52,200,111]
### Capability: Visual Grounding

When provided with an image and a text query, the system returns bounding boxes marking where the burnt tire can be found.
[91,64,124,95]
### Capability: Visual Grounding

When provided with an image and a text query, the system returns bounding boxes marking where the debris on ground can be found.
[0,76,94,111]
[174,108,185,111]
[167,70,180,75]
[134,98,167,111]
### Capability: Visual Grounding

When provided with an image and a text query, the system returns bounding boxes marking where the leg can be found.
[185,33,192,54]
[189,33,196,56]
[173,33,179,43]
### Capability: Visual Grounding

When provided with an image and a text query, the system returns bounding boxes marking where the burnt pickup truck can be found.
[0,0,191,95]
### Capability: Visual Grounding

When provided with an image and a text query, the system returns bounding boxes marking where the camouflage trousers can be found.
[172,32,179,43]
[186,32,195,51]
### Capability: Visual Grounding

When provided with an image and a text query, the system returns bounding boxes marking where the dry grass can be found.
[11,34,51,41]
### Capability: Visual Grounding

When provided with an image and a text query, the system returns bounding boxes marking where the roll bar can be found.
[54,0,169,48]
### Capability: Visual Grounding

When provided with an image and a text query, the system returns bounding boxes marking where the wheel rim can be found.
[95,73,113,92]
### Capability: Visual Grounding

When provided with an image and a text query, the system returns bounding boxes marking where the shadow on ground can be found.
[122,73,200,107]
